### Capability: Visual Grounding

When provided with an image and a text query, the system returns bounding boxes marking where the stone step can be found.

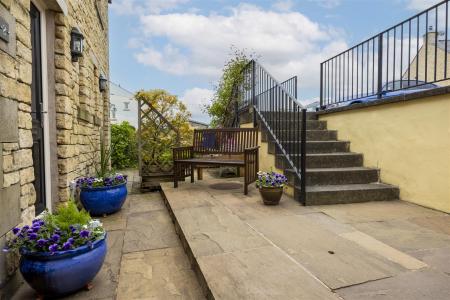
[262,130,337,142]
[260,119,327,130]
[275,153,363,169]
[269,140,350,154]
[284,167,380,186]
[261,111,317,120]
[295,183,399,205]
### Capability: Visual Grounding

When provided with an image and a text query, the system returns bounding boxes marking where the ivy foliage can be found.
[205,48,256,127]
[111,121,138,170]
[135,89,192,172]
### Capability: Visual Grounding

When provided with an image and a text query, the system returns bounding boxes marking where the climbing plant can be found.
[136,89,192,174]
[205,47,257,127]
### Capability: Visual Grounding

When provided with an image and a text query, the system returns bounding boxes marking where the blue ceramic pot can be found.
[19,234,107,297]
[80,182,127,216]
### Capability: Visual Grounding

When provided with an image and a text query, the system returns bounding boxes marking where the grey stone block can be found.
[0,5,16,57]
[0,184,20,237]
[0,143,3,188]
[0,98,19,142]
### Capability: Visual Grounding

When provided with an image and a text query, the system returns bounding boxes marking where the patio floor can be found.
[12,192,204,300]
[11,172,450,299]
[161,175,450,299]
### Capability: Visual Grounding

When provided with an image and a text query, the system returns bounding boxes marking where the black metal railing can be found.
[239,64,298,110]
[320,0,450,107]
[237,60,307,204]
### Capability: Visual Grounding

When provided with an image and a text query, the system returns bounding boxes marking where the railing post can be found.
[319,63,323,107]
[377,33,383,99]
[251,60,257,127]
[234,99,239,128]
[300,108,307,205]
[295,76,298,99]
[137,99,142,176]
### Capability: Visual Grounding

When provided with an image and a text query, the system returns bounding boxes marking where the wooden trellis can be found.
[137,98,180,191]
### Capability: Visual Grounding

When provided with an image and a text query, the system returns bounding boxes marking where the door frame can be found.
[31,0,52,212]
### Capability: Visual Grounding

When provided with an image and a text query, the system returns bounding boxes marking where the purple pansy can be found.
[51,233,60,242]
[79,230,90,238]
[12,227,20,235]
[49,244,58,253]
[37,239,47,247]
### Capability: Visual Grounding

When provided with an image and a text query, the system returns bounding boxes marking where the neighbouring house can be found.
[110,81,138,128]
[404,30,450,86]
[189,119,209,129]
[0,0,111,296]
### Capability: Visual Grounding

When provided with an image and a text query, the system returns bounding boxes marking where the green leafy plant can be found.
[111,121,138,169]
[43,201,92,232]
[205,47,257,127]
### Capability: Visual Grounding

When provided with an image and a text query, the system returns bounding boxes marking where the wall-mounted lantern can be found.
[99,74,108,92]
[70,28,84,62]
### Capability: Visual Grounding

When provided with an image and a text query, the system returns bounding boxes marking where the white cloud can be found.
[406,0,441,10]
[134,4,348,96]
[309,0,341,9]
[111,0,189,15]
[179,87,214,122]
[272,0,294,12]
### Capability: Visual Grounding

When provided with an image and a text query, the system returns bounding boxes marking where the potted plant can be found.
[256,171,288,205]
[77,137,128,216]
[3,202,107,298]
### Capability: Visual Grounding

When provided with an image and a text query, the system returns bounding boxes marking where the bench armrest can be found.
[173,146,194,160]
[244,146,260,152]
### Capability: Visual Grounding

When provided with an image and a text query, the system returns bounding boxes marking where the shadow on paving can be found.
[12,193,204,300]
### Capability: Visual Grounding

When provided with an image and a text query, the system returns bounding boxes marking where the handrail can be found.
[320,0,450,107]
[235,60,307,204]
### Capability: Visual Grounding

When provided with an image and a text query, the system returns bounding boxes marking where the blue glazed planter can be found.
[20,234,107,297]
[80,182,127,216]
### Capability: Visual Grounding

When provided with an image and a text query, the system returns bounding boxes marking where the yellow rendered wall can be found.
[241,123,295,197]
[319,95,450,213]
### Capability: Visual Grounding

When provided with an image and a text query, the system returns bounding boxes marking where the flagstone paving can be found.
[11,173,450,299]
[12,193,204,300]
[160,175,450,299]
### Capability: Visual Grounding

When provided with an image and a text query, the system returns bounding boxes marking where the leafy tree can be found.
[135,89,192,173]
[205,47,257,127]
[111,121,138,170]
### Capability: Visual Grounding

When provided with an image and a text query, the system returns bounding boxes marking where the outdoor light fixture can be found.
[70,28,84,61]
[99,74,108,92]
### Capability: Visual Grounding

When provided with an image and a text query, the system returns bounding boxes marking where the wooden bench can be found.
[173,128,259,194]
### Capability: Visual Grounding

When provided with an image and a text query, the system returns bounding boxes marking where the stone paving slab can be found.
[117,247,204,300]
[248,214,405,290]
[198,245,338,300]
[408,247,450,275]
[174,205,270,257]
[354,219,450,253]
[408,215,450,236]
[336,269,450,300]
[317,201,446,224]
[128,193,166,213]
[123,210,180,253]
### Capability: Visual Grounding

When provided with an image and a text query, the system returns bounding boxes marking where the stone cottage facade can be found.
[0,0,110,296]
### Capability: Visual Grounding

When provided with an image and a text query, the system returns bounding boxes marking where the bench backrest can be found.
[193,128,258,154]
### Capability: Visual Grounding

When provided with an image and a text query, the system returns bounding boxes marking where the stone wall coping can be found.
[317,86,450,115]
[46,0,68,15]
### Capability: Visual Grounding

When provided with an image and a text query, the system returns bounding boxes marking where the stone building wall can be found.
[0,0,110,296]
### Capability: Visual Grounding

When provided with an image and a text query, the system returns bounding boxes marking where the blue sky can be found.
[109,0,439,122]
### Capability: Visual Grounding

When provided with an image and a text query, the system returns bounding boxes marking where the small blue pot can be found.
[80,182,127,216]
[19,234,107,297]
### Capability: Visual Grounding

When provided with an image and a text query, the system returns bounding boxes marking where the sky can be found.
[109,0,441,122]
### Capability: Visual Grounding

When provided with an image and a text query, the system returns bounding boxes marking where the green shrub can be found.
[44,201,92,232]
[111,121,138,169]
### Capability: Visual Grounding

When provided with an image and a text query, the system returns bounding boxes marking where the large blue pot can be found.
[80,182,127,216]
[20,234,107,297]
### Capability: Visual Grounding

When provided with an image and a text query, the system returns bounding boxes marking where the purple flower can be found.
[31,225,40,233]
[21,225,30,232]
[67,238,74,245]
[12,227,20,235]
[49,244,58,253]
[62,241,72,250]
[69,225,77,233]
[37,239,47,247]
[79,230,90,238]
[51,233,60,242]
[28,233,38,240]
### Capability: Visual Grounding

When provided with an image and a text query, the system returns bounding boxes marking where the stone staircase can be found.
[260,112,400,205]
